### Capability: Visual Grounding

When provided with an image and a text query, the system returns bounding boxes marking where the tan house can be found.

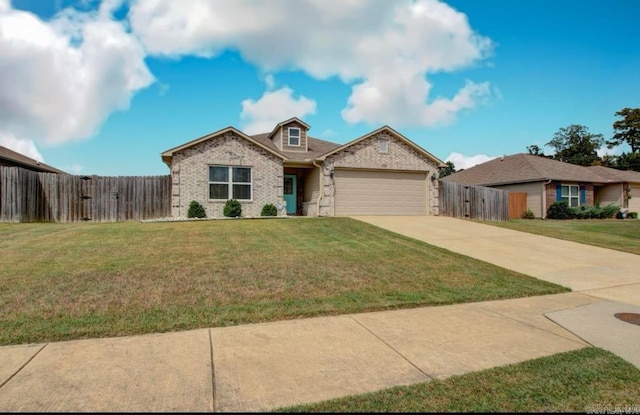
[441,153,640,218]
[161,118,445,218]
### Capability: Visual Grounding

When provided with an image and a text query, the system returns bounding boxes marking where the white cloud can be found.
[240,87,317,135]
[264,74,275,90]
[0,3,153,145]
[597,146,623,158]
[129,0,493,127]
[445,152,496,170]
[64,162,84,174]
[0,131,44,162]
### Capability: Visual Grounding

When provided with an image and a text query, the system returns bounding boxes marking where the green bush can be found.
[546,201,573,219]
[521,209,535,219]
[628,212,638,219]
[223,199,242,217]
[547,201,620,220]
[261,203,277,217]
[599,204,620,219]
[187,200,206,218]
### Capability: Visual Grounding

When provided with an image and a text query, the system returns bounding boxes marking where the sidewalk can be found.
[1,216,639,412]
[0,293,603,412]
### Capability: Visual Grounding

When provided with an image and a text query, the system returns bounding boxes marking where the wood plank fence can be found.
[0,167,171,223]
[439,181,509,221]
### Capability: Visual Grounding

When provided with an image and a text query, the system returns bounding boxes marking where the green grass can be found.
[0,218,566,345]
[484,219,640,255]
[278,348,640,412]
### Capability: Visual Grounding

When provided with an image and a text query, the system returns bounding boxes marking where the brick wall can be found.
[170,131,284,218]
[320,131,440,216]
[544,181,595,216]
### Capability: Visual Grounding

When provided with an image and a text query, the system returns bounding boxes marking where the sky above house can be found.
[1,0,639,175]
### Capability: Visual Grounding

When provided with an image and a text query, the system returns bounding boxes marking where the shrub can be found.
[187,200,206,219]
[261,203,277,217]
[521,209,535,219]
[599,204,620,219]
[223,199,242,217]
[629,212,638,219]
[546,201,573,219]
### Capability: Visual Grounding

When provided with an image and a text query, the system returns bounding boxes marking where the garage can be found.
[629,185,640,213]
[334,169,427,216]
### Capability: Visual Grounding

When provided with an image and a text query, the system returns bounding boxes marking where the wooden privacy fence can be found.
[439,181,509,221]
[0,167,171,223]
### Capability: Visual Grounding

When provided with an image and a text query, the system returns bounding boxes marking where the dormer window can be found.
[288,127,300,146]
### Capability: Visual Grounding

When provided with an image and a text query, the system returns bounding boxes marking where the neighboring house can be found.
[0,145,66,174]
[441,153,640,218]
[161,117,445,218]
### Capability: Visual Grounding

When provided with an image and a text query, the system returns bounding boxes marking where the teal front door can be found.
[284,174,297,215]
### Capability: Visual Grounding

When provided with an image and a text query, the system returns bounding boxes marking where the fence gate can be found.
[508,192,527,219]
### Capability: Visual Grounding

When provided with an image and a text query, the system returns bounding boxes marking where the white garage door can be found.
[629,185,640,213]
[334,169,427,216]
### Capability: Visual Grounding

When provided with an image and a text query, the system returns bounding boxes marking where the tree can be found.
[607,107,640,153]
[546,124,604,166]
[438,161,456,178]
[526,144,546,157]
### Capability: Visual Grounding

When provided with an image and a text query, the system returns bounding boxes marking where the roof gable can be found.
[318,125,445,166]
[161,126,287,165]
[267,117,311,139]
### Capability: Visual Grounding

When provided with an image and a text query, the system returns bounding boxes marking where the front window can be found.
[561,184,579,207]
[288,127,300,146]
[209,166,252,200]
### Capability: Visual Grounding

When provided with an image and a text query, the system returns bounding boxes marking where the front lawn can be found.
[485,219,640,255]
[0,218,566,345]
[279,347,640,412]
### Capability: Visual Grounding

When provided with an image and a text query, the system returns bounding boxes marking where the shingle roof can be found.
[251,133,340,161]
[441,153,637,185]
[588,165,640,183]
[0,145,66,174]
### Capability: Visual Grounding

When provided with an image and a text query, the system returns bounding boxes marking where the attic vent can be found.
[379,139,389,154]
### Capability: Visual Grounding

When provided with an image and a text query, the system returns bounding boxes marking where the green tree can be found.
[546,124,604,166]
[526,144,546,157]
[438,161,456,178]
[607,107,640,153]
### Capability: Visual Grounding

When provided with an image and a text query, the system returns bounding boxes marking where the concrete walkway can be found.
[1,216,639,412]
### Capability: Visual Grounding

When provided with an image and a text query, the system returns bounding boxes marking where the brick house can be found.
[441,153,640,218]
[161,118,445,218]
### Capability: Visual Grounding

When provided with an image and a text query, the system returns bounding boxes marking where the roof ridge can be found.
[519,153,549,179]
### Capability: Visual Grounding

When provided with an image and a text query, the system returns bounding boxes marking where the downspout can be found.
[542,179,552,218]
[313,159,324,217]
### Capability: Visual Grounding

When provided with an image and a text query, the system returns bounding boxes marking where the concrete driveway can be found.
[353,216,640,306]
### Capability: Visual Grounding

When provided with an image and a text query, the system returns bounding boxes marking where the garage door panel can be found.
[334,170,427,216]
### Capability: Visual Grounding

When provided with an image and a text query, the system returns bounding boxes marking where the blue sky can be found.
[1,0,639,175]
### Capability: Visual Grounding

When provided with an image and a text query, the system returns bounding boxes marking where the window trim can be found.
[208,165,253,201]
[561,183,580,207]
[288,127,301,146]
[379,138,389,154]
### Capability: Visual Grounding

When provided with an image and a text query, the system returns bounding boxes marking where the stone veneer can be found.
[319,131,440,216]
[170,131,284,218]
